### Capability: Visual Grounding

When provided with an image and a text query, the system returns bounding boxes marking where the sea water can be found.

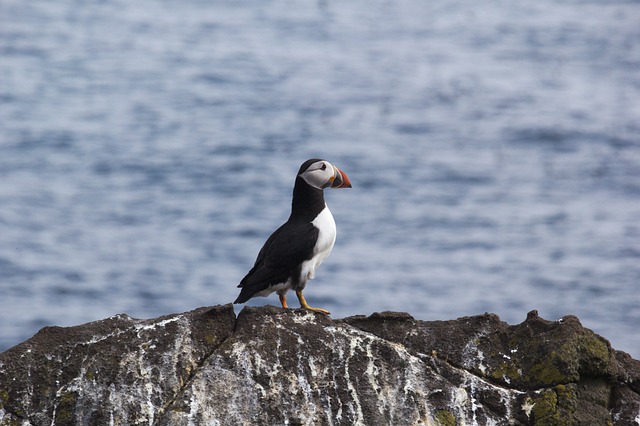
[1,0,639,356]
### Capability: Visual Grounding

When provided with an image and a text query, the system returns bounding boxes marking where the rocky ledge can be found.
[0,305,639,425]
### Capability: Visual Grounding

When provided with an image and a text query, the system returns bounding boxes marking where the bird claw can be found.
[303,306,330,315]
[296,291,330,315]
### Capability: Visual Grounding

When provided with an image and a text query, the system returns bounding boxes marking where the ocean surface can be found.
[1,0,639,357]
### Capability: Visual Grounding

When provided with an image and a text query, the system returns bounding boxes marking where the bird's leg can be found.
[296,291,330,315]
[279,293,289,309]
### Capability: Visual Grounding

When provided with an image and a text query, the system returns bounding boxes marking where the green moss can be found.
[54,392,78,425]
[510,335,572,387]
[577,334,611,376]
[525,351,570,386]
[0,391,20,426]
[204,334,217,345]
[0,389,8,408]
[531,385,579,426]
[525,331,612,387]
[554,384,575,402]
[435,409,456,426]
[490,361,521,382]
[531,389,560,426]
[579,334,609,360]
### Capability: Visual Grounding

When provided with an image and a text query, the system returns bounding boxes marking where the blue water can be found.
[1,0,639,357]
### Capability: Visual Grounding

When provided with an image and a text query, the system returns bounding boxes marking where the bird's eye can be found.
[320,163,327,170]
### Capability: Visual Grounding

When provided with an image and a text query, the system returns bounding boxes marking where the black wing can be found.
[234,221,319,303]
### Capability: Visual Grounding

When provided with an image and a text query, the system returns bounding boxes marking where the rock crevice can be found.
[1,305,638,425]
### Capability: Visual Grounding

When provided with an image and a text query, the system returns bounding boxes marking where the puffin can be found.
[234,159,352,314]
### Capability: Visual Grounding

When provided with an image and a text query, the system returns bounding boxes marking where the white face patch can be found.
[299,161,335,189]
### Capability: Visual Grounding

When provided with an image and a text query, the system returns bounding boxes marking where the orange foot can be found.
[296,291,330,315]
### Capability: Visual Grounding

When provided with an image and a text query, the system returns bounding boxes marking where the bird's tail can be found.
[233,291,251,304]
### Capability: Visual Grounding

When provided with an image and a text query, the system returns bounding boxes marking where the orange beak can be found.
[330,166,352,189]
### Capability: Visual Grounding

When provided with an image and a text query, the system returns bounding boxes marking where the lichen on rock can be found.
[0,306,639,425]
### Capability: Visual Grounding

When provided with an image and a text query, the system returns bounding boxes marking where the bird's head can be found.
[298,159,352,190]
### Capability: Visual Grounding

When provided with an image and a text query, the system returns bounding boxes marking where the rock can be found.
[0,306,638,425]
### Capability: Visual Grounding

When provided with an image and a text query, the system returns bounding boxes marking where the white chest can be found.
[312,205,337,257]
[299,205,336,283]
